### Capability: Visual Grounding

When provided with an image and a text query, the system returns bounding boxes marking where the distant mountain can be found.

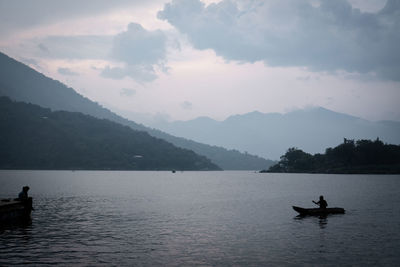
[0,97,219,170]
[0,51,273,170]
[149,109,400,160]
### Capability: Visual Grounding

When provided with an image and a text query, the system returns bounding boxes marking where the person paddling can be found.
[313,195,328,209]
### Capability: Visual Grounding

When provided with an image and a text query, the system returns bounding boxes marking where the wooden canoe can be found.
[293,205,345,216]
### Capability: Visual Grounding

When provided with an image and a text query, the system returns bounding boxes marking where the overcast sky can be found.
[0,0,399,123]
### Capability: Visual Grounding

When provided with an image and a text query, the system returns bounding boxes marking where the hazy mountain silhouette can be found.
[0,97,219,170]
[0,52,273,169]
[150,109,400,160]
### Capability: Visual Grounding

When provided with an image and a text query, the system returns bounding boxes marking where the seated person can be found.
[313,195,328,209]
[18,186,30,200]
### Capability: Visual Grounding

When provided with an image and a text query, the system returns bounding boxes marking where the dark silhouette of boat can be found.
[0,197,33,225]
[293,205,345,216]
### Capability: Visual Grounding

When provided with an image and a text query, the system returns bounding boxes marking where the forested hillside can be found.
[0,97,220,170]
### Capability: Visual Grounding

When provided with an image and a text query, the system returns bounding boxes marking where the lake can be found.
[1,171,400,266]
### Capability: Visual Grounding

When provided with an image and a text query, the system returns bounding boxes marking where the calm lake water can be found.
[1,171,400,266]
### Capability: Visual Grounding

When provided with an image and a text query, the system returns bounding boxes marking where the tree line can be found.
[263,138,400,174]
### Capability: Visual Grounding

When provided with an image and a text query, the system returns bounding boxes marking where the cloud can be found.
[19,57,41,68]
[58,67,79,76]
[0,0,155,36]
[120,88,136,97]
[35,35,112,59]
[181,101,193,110]
[101,22,168,82]
[112,23,167,65]
[101,65,158,82]
[26,22,166,82]
[158,0,400,81]
[100,66,126,80]
[38,43,49,53]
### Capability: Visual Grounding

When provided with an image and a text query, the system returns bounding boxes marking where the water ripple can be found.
[1,171,400,266]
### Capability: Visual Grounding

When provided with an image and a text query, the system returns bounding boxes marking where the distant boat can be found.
[292,206,345,216]
[0,197,33,224]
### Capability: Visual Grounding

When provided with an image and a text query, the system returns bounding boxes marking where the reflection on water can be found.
[318,216,328,229]
[1,171,400,266]
[293,214,329,229]
[0,219,32,235]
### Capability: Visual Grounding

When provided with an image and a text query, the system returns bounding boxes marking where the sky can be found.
[0,0,399,124]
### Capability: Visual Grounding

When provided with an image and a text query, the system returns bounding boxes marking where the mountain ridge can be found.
[149,107,400,160]
[0,51,274,170]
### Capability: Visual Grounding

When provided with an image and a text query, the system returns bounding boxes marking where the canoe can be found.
[293,205,345,216]
[0,197,33,224]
